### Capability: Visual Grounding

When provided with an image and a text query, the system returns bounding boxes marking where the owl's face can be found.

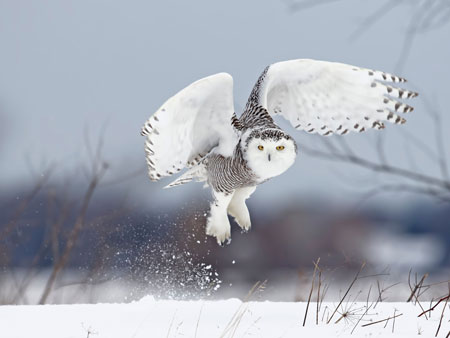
[243,129,297,181]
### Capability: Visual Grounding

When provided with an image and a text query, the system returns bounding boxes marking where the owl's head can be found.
[242,128,297,180]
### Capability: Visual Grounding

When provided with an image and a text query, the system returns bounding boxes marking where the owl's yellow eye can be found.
[258,145,264,151]
[276,145,285,151]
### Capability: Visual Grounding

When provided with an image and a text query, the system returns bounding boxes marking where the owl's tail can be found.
[164,164,207,189]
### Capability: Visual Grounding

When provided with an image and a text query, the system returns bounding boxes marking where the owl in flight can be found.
[141,59,418,245]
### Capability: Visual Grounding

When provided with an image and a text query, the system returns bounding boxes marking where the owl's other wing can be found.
[244,59,418,135]
[141,73,237,181]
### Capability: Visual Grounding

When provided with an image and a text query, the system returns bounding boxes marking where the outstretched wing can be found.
[243,59,418,135]
[141,73,236,181]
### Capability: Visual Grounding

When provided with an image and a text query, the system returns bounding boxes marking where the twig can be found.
[194,303,204,338]
[321,305,330,323]
[375,133,388,166]
[316,264,322,325]
[407,272,428,302]
[407,271,429,320]
[392,309,397,333]
[435,291,449,337]
[418,294,450,317]
[361,313,403,327]
[366,285,372,308]
[356,183,450,206]
[376,280,383,306]
[303,257,320,326]
[0,169,52,241]
[81,323,98,338]
[327,262,365,324]
[423,279,450,288]
[221,281,266,338]
[302,144,450,192]
[350,288,374,334]
[349,0,402,41]
[374,281,401,308]
[351,302,373,334]
[394,0,429,73]
[287,0,343,12]
[166,310,177,338]
[242,317,261,337]
[421,94,449,181]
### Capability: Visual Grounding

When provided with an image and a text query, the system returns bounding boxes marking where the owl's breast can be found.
[204,153,259,193]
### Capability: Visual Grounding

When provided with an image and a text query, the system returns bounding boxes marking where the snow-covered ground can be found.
[1,296,448,338]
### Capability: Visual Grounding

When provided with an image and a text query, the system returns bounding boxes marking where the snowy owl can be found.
[141,59,418,245]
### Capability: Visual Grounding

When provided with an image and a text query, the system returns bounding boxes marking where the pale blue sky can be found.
[1,0,449,209]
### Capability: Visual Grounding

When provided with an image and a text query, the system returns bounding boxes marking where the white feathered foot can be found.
[206,191,234,245]
[227,186,256,232]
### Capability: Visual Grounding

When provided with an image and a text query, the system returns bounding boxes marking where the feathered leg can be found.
[227,186,256,232]
[206,190,234,245]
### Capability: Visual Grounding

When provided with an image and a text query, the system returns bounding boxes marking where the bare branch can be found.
[286,0,343,12]
[0,168,52,242]
[302,143,450,201]
[421,94,449,181]
[349,0,403,41]
[38,162,108,304]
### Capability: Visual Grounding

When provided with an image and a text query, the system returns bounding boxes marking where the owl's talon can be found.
[207,222,231,246]
[235,216,251,232]
[240,227,250,234]
[216,238,230,246]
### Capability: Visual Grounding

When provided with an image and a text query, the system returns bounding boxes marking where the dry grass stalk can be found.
[303,257,320,326]
[194,303,204,338]
[242,317,261,337]
[374,280,401,308]
[407,270,429,320]
[321,305,330,323]
[361,313,403,327]
[408,271,428,302]
[435,288,449,337]
[166,310,177,338]
[81,323,98,338]
[220,280,266,338]
[327,262,366,324]
[351,301,373,334]
[392,309,397,333]
[316,262,322,325]
[350,284,376,333]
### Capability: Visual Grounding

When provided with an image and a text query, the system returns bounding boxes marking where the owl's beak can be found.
[268,154,271,162]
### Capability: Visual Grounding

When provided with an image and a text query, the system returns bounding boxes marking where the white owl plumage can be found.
[142,59,418,245]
